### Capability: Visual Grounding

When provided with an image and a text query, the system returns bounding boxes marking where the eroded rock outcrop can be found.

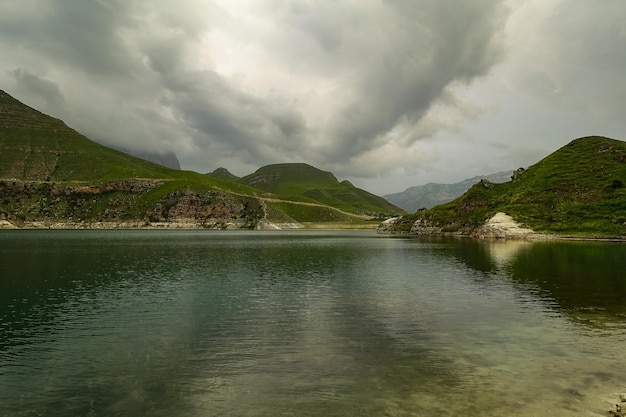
[0,180,265,229]
[378,212,546,239]
[473,212,540,239]
[145,190,263,229]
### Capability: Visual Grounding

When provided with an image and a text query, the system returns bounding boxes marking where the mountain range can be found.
[0,90,403,229]
[384,171,513,212]
[112,147,182,170]
[2,89,624,238]
[381,136,626,239]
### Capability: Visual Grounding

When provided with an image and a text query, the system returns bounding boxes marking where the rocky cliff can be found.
[0,179,264,229]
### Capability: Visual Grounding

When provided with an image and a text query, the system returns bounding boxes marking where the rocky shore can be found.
[473,212,548,239]
[0,219,251,230]
[609,393,626,417]
[378,212,550,240]
[0,179,265,230]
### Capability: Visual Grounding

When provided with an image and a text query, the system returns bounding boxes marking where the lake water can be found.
[1,231,625,416]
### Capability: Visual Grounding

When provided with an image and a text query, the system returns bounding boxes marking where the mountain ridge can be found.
[0,90,400,229]
[207,167,240,181]
[380,136,626,239]
[384,171,513,212]
[239,163,403,216]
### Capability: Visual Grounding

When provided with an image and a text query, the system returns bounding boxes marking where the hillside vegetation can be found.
[0,90,400,228]
[384,136,626,238]
[0,91,176,182]
[207,167,240,181]
[239,163,403,216]
[384,171,512,211]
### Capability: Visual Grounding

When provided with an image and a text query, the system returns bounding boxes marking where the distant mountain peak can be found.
[385,171,513,212]
[381,136,626,238]
[238,162,404,215]
[239,163,338,191]
[207,167,239,181]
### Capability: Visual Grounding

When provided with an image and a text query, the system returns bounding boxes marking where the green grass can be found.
[0,90,401,226]
[267,202,358,223]
[389,136,626,238]
[239,163,405,215]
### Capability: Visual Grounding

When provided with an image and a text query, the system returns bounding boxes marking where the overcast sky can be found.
[1,0,625,194]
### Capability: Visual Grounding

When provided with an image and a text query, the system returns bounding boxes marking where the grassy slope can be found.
[0,90,397,225]
[239,163,405,215]
[392,136,626,238]
[0,90,271,227]
[0,91,174,182]
[0,90,278,197]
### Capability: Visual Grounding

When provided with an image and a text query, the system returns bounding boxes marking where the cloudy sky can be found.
[1,0,625,195]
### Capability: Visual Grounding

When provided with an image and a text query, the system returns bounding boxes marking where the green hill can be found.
[239,163,404,216]
[383,136,626,238]
[0,90,399,228]
[0,90,177,182]
[384,171,513,211]
[207,167,239,181]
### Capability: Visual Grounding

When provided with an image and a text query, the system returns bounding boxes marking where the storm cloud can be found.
[1,0,625,194]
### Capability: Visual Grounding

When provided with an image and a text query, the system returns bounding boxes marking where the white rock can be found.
[0,220,17,229]
[476,212,537,239]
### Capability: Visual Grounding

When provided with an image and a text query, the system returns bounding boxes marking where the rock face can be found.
[144,190,263,229]
[379,212,545,239]
[255,221,303,230]
[0,219,17,229]
[410,219,447,236]
[377,217,401,233]
[0,180,264,229]
[473,212,540,239]
[511,167,526,180]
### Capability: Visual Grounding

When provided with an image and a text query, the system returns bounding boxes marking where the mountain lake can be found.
[1,230,625,416]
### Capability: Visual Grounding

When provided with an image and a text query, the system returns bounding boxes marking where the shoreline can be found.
[2,217,623,239]
[376,213,626,242]
[0,219,380,231]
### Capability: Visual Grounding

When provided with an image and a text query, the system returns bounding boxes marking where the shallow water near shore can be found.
[1,231,625,416]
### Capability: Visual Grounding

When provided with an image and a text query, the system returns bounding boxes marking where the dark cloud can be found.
[318,0,507,160]
[0,0,624,194]
[159,69,309,163]
[10,69,65,111]
[532,0,626,119]
[0,1,139,78]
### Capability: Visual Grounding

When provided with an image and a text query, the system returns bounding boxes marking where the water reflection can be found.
[2,231,626,416]
[509,241,626,326]
[436,237,626,327]
[0,231,462,416]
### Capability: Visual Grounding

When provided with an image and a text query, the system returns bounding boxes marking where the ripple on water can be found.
[1,231,625,417]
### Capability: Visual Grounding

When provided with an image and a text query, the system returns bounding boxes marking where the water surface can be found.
[1,231,625,416]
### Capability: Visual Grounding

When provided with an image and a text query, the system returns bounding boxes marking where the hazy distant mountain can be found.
[132,151,181,170]
[380,136,626,238]
[385,171,513,212]
[110,146,181,170]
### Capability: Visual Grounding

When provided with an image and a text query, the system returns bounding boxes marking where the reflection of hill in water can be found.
[446,239,626,327]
